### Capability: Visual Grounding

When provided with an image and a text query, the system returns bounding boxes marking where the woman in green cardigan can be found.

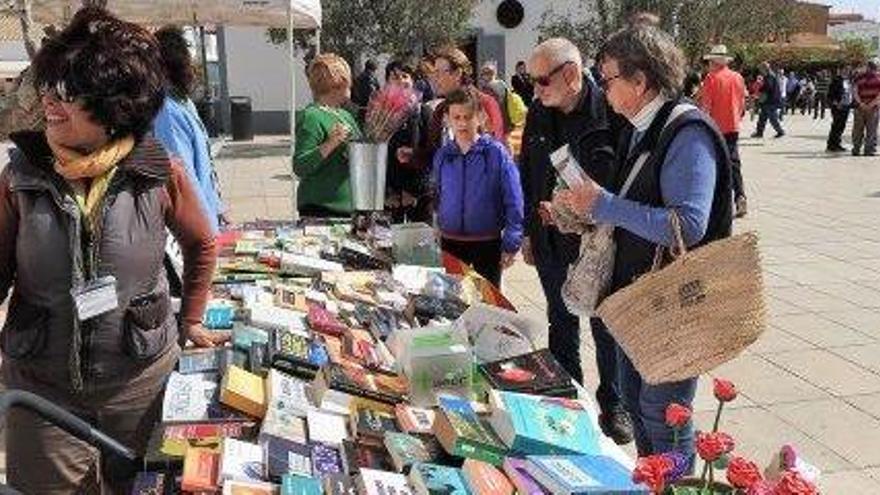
[294,53,362,217]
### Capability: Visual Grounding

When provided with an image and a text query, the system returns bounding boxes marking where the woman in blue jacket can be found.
[153,26,225,232]
[433,87,524,288]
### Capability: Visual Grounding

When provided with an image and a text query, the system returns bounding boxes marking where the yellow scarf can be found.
[48,136,135,232]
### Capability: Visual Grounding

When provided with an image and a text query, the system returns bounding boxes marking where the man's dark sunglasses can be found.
[533,61,573,86]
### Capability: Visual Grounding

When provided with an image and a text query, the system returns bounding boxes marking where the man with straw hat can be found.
[700,44,748,218]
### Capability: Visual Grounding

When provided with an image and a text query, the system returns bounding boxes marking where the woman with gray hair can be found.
[552,23,733,465]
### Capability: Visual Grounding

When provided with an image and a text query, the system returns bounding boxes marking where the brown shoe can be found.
[735,196,748,218]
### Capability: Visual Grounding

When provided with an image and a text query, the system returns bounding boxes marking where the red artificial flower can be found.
[632,455,673,494]
[746,480,776,495]
[773,470,818,495]
[664,403,692,429]
[727,456,764,489]
[695,431,736,462]
[714,378,738,402]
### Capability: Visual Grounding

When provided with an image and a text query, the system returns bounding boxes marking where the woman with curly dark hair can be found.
[154,25,226,231]
[0,8,223,492]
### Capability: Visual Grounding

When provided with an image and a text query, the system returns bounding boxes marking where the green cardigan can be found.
[293,103,361,214]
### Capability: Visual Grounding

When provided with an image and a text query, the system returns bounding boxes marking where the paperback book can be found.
[479,349,576,397]
[434,395,507,466]
[524,455,648,494]
[488,391,600,456]
[407,463,470,495]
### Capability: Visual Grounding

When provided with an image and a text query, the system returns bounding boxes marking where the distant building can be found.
[830,20,880,57]
[829,13,865,27]
[0,16,30,94]
[793,1,832,36]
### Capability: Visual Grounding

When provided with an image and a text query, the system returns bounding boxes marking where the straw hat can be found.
[704,44,734,62]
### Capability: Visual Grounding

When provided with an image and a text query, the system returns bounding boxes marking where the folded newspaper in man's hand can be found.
[550,144,588,188]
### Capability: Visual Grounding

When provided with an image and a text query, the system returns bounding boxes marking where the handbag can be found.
[559,103,697,317]
[597,212,766,384]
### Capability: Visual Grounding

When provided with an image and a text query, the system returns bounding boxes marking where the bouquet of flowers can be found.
[362,85,419,143]
[632,378,820,495]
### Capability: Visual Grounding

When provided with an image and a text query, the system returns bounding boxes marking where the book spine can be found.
[456,439,505,467]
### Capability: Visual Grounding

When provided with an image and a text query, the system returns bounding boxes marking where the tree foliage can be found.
[268,0,478,67]
[733,38,875,71]
[538,0,796,64]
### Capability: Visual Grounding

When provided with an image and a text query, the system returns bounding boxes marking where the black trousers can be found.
[828,106,850,149]
[724,133,745,200]
[440,237,502,288]
[813,96,827,119]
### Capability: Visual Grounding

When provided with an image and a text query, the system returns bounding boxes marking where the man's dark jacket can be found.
[518,76,622,264]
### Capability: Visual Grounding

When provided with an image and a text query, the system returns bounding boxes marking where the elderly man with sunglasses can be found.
[518,38,632,445]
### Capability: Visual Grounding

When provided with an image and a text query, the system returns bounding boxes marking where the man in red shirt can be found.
[700,45,748,217]
[853,59,880,156]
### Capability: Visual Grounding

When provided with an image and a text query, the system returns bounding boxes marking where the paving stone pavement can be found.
[214,113,880,493]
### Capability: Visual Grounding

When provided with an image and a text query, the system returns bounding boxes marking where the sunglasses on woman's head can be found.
[533,61,573,87]
[38,81,79,104]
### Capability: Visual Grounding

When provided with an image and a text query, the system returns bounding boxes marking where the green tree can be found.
[537,0,796,64]
[268,0,478,67]
[536,1,606,57]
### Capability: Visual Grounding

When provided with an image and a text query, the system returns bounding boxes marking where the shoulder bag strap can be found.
[619,103,697,199]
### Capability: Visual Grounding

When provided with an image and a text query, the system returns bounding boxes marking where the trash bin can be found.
[230,96,254,141]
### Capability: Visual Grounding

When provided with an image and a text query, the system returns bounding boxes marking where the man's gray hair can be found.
[532,38,583,70]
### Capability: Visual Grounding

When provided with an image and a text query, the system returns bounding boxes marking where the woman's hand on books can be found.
[184,323,232,348]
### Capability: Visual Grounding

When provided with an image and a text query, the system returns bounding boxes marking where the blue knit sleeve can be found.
[592,124,718,247]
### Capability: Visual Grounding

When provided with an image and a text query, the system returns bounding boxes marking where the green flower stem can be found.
[703,463,710,491]
[673,428,679,450]
[712,401,725,432]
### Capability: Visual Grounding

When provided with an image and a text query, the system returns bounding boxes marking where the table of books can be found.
[142,220,639,494]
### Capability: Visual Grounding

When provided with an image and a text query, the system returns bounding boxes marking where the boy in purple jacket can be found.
[433,88,524,287]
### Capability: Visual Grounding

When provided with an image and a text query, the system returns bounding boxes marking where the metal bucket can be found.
[348,141,388,211]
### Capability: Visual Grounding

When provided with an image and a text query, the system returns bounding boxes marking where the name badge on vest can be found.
[72,275,118,321]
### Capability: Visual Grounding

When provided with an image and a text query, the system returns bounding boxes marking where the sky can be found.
[823,0,879,20]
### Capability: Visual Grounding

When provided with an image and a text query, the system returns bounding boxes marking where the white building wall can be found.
[0,41,27,61]
[470,0,585,79]
[224,25,310,112]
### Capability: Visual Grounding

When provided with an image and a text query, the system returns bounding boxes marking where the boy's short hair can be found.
[445,87,482,116]
[385,59,416,81]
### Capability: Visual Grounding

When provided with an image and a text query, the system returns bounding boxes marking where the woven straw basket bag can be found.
[597,214,767,384]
